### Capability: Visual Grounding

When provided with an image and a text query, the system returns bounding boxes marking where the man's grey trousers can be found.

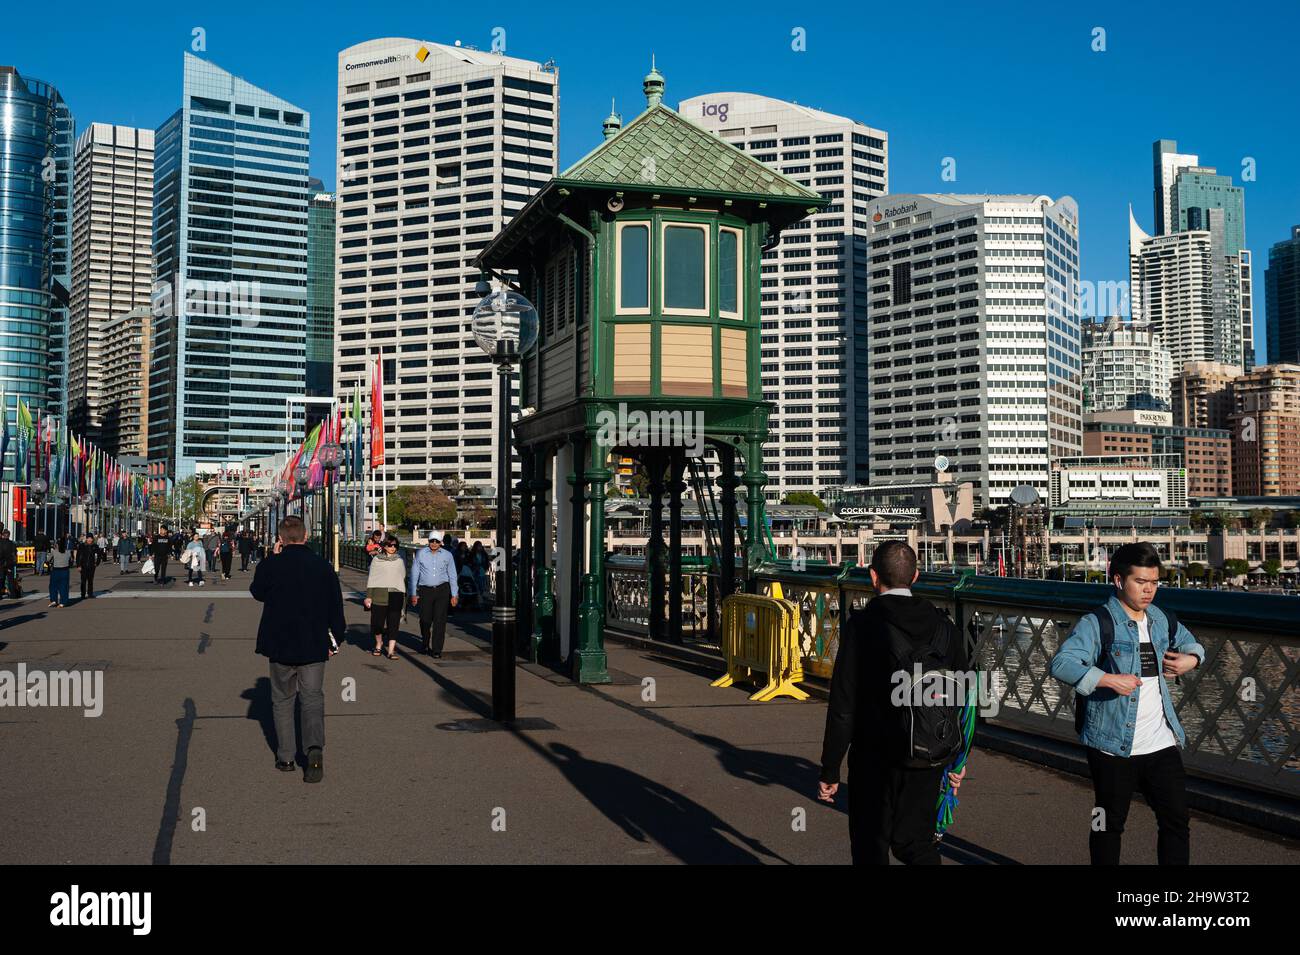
[269,660,325,764]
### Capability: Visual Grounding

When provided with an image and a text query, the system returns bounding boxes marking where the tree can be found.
[1188,510,1207,531]
[386,484,457,530]
[171,477,204,525]
[783,491,826,511]
[1186,562,1207,583]
[1285,510,1300,529]
[1222,558,1250,579]
[1263,558,1282,581]
[1249,508,1274,530]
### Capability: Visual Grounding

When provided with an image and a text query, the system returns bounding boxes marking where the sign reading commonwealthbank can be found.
[343,45,429,72]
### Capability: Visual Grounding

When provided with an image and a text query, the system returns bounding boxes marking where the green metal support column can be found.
[566,433,586,672]
[516,449,534,659]
[718,442,738,602]
[667,447,685,644]
[575,436,611,683]
[530,449,555,663]
[743,437,768,588]
[646,450,667,643]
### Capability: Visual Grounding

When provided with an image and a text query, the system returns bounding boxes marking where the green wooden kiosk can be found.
[475,65,826,683]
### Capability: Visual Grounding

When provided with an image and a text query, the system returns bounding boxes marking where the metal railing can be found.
[746,562,1300,801]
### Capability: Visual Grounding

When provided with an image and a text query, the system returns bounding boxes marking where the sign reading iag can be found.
[699,102,729,123]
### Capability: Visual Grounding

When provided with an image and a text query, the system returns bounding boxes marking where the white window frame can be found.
[719,225,744,319]
[659,221,710,317]
[615,220,652,315]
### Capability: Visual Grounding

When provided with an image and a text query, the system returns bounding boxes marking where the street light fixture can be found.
[471,280,538,723]
[319,441,342,567]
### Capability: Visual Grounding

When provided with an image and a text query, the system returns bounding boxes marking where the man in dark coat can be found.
[818,541,970,865]
[237,531,253,572]
[33,530,50,575]
[151,525,171,584]
[0,528,18,597]
[76,533,101,599]
[250,515,346,783]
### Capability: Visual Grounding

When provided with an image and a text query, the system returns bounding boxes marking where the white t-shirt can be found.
[1129,617,1177,756]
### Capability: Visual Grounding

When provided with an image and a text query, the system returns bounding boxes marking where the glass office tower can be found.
[149,53,310,480]
[0,66,73,429]
[306,186,335,400]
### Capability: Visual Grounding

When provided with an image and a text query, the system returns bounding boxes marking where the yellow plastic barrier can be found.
[17,546,34,566]
[711,594,809,702]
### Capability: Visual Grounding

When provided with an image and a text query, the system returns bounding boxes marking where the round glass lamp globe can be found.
[32,477,48,496]
[471,288,538,361]
[295,465,310,487]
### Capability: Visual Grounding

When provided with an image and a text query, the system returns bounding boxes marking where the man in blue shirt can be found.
[409,530,458,657]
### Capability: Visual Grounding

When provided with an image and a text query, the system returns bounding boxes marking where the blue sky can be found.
[5,0,1297,357]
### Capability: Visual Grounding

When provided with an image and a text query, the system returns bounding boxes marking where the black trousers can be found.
[80,565,96,598]
[370,598,403,643]
[221,552,232,577]
[418,582,451,654]
[848,754,944,865]
[154,554,168,582]
[1086,745,1189,865]
[239,551,250,571]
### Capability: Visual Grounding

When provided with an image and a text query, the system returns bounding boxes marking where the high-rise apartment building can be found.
[1228,363,1300,496]
[1081,316,1172,413]
[149,54,310,480]
[1144,139,1253,369]
[99,306,151,458]
[1266,226,1300,365]
[1172,360,1239,430]
[68,123,154,442]
[681,93,888,494]
[863,194,1083,507]
[0,66,73,426]
[307,187,336,400]
[334,39,558,491]
[1083,409,1232,498]
[1129,208,1246,372]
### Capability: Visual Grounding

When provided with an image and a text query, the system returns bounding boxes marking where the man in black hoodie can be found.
[818,541,969,864]
[150,525,171,584]
[250,515,346,783]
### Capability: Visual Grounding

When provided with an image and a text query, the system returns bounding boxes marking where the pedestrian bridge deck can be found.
[0,566,1293,864]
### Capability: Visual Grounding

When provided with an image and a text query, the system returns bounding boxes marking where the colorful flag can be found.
[15,400,32,484]
[370,359,385,469]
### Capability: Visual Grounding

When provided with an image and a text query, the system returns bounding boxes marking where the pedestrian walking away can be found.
[151,526,171,584]
[408,530,458,657]
[237,531,252,572]
[47,537,71,607]
[818,541,971,865]
[219,531,234,579]
[115,531,134,575]
[33,529,50,576]
[365,535,407,659]
[1050,541,1204,865]
[250,515,346,782]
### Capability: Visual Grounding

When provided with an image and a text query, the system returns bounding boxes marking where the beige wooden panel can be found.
[613,324,652,395]
[720,327,748,397]
[661,325,713,397]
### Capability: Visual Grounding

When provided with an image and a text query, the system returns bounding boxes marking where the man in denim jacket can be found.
[1050,542,1205,864]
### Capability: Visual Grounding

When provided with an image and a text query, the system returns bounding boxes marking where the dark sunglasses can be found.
[383,542,398,549]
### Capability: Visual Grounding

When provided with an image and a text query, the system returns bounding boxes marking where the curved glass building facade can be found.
[0,66,73,416]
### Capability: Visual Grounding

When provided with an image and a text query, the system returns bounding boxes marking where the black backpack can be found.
[1073,605,1179,734]
[884,614,965,769]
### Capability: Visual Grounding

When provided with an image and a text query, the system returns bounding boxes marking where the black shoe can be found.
[432,652,442,659]
[275,760,296,772]
[421,644,431,655]
[304,747,323,784]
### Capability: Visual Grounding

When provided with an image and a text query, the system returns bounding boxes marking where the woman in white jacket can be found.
[363,535,407,659]
[184,533,207,587]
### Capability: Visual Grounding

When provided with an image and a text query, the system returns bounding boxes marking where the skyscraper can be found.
[334,38,558,492]
[68,123,154,442]
[863,194,1083,507]
[99,306,151,458]
[306,186,335,400]
[1129,207,1245,372]
[682,92,888,494]
[1265,226,1300,365]
[149,53,310,480]
[1145,139,1253,369]
[0,66,73,426]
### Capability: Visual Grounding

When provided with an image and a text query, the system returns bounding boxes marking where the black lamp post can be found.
[319,442,342,568]
[472,279,538,723]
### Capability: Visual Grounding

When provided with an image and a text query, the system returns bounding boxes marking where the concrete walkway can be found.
[0,563,1294,864]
